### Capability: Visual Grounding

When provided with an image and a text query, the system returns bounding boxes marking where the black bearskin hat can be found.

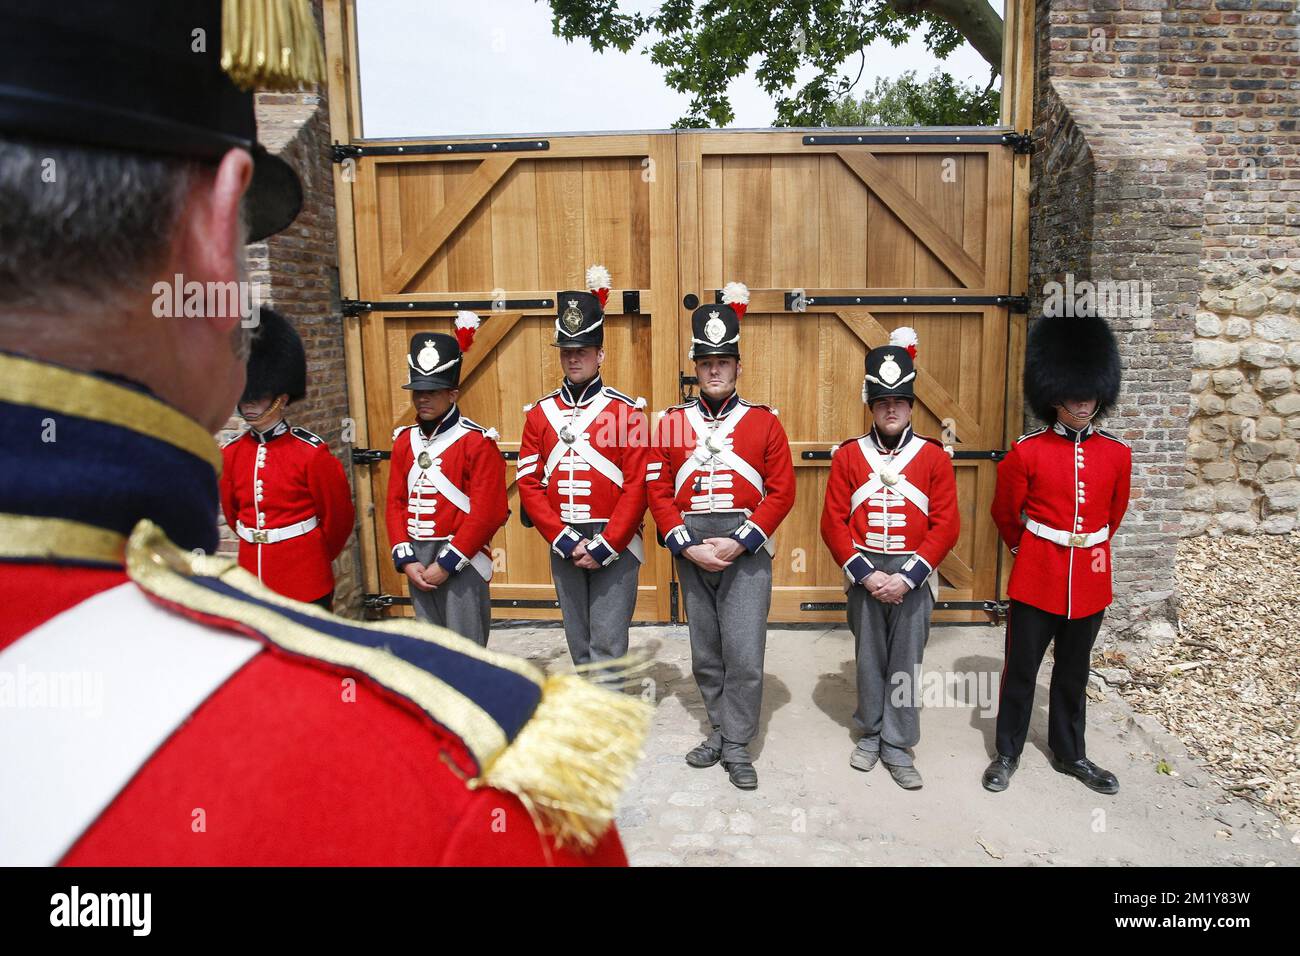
[242,308,306,404]
[1024,315,1121,424]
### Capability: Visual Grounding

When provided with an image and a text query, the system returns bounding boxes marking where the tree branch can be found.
[888,0,1004,73]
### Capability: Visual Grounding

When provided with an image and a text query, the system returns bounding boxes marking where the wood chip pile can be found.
[1114,532,1300,825]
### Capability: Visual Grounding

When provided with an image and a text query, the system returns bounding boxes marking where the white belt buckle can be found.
[252,529,270,544]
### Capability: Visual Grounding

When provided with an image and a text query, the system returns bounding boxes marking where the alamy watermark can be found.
[1042,273,1151,322]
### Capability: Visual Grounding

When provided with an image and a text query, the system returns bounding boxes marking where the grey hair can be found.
[0,136,197,313]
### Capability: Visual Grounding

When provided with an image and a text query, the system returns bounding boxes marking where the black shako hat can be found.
[242,308,306,404]
[1024,315,1122,423]
[553,292,605,349]
[552,265,612,349]
[0,0,324,241]
[863,327,919,404]
[688,282,749,359]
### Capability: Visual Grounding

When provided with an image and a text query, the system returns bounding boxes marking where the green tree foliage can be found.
[543,0,1004,127]
[823,68,999,127]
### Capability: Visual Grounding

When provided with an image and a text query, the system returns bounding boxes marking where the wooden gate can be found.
[343,130,1019,623]
[676,132,1016,622]
[348,134,681,621]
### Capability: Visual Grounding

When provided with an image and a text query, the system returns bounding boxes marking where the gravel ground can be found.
[1117,532,1300,826]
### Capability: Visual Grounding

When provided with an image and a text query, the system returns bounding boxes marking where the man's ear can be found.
[449,388,461,403]
[175,148,253,320]
[597,348,606,366]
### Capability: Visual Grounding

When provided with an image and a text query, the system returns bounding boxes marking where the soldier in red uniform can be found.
[386,319,509,647]
[647,283,796,791]
[820,328,960,790]
[220,309,355,609]
[0,0,643,866]
[983,315,1131,795]
[517,266,650,668]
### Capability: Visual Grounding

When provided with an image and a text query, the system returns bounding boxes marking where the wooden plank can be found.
[534,159,585,290]
[381,156,516,292]
[819,153,867,288]
[405,164,449,292]
[722,155,772,287]
[582,159,633,292]
[489,162,539,292]
[770,155,819,288]
[915,153,963,287]
[837,150,984,289]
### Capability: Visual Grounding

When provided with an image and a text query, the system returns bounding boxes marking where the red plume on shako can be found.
[454,311,481,353]
[721,281,749,320]
[890,325,918,359]
[586,264,612,308]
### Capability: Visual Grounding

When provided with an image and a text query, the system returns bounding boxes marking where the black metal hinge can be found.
[1002,131,1034,154]
[342,298,553,316]
[331,143,362,163]
[363,593,399,611]
[783,292,1030,311]
[800,599,1008,623]
[670,581,680,623]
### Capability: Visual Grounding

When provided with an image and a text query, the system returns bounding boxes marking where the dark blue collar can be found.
[0,351,222,563]
[419,404,461,437]
[249,419,290,443]
[1053,420,1094,443]
[697,390,739,420]
[560,374,603,407]
[868,424,913,453]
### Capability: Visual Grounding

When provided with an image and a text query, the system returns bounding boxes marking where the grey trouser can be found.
[674,512,772,764]
[846,551,935,767]
[550,520,640,667]
[409,539,491,647]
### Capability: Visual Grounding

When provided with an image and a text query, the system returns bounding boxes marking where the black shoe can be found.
[982,754,1018,792]
[1050,755,1119,795]
[685,742,722,768]
[723,761,758,790]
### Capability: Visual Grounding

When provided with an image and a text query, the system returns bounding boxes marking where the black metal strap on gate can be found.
[779,292,1029,312]
[353,449,519,465]
[363,594,561,613]
[342,298,553,316]
[332,140,550,161]
[801,599,1008,623]
[800,448,1005,462]
[801,130,1032,153]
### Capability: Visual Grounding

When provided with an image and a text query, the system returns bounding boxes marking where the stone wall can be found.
[1166,0,1300,535]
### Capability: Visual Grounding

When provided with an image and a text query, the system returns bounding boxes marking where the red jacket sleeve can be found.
[446,432,508,563]
[386,431,415,568]
[746,413,795,539]
[819,443,861,569]
[1108,445,1132,540]
[219,443,239,533]
[914,444,960,572]
[516,407,567,547]
[991,443,1029,553]
[309,446,356,562]
[598,406,650,553]
[647,412,688,548]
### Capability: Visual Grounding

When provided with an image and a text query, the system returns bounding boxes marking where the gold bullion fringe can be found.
[222,0,326,91]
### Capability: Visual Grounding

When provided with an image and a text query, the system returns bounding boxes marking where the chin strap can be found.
[241,396,285,432]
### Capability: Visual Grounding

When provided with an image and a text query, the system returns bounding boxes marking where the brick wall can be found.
[1032,0,1299,632]
[216,20,363,617]
[1032,0,1207,635]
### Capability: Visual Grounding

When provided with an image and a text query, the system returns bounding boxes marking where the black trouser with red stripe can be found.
[994,600,1104,762]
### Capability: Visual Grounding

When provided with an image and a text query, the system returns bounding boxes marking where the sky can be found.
[355,0,1002,139]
